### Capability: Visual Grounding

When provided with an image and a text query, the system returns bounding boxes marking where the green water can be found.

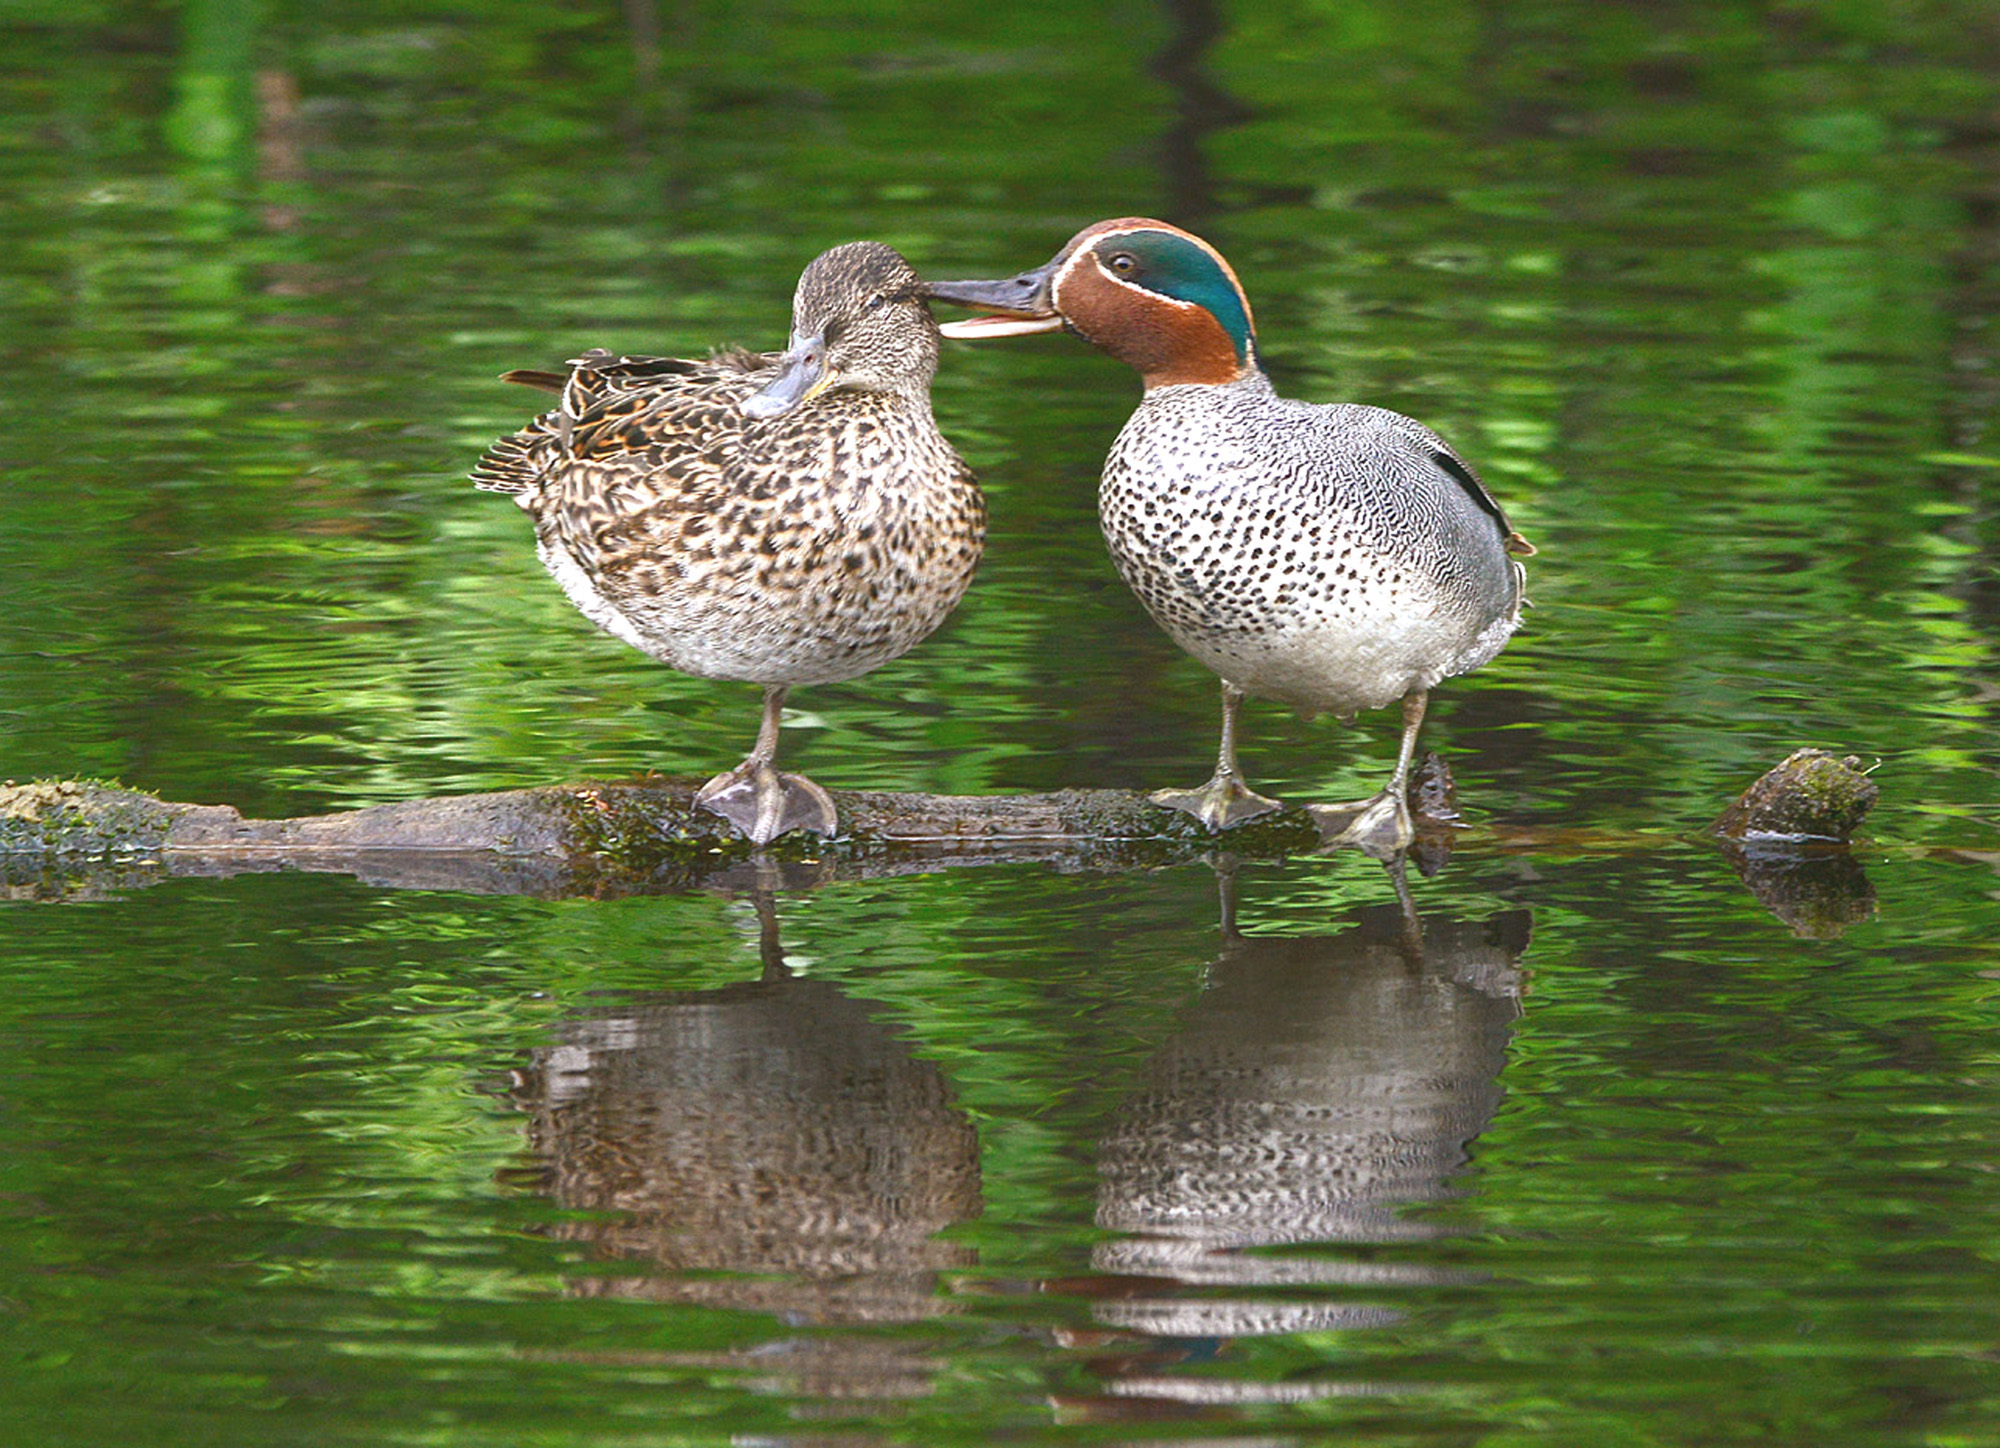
[5,2,2000,1443]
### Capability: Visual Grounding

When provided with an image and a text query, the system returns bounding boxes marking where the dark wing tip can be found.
[1430,448,1522,540]
[499,368,570,393]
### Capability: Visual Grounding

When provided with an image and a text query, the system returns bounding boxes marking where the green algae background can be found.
[2,2,1998,1444]
[4,0,1993,830]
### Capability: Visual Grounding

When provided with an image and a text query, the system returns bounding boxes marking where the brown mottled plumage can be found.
[472,242,985,843]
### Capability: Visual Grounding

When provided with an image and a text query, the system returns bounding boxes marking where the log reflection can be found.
[509,894,979,1399]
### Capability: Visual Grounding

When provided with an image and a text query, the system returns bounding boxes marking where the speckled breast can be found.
[1097,381,1520,717]
[534,406,984,688]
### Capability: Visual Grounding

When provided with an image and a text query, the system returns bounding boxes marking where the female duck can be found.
[472,242,986,844]
[927,218,1529,855]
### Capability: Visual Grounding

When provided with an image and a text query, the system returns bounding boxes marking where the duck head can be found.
[744,240,941,418]
[926,217,1258,389]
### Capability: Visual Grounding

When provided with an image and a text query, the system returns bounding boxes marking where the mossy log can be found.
[2,748,1883,920]
[1,776,1331,897]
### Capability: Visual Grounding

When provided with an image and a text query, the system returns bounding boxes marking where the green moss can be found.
[547,783,755,871]
[1711,750,1879,842]
[0,779,181,858]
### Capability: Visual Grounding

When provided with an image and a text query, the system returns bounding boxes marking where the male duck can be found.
[472,241,986,844]
[928,218,1530,855]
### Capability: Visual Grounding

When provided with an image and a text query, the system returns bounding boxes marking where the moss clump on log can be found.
[1710,749,1878,843]
[0,780,188,856]
[1707,750,1880,940]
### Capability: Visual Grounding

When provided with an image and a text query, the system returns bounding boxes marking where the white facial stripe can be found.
[1051,242,1099,300]
[1073,227,1255,350]
[1069,238,1202,313]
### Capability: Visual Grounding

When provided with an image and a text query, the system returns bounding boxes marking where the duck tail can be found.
[498,368,570,394]
[470,425,555,495]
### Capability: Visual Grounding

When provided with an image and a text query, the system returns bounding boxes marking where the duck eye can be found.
[1107,252,1138,275]
[864,293,888,312]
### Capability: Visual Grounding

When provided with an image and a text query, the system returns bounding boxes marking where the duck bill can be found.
[926,265,1065,340]
[741,330,830,419]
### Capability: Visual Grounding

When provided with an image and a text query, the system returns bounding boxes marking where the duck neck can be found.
[1140,356,1265,395]
[1065,291,1252,391]
[1142,353,1252,391]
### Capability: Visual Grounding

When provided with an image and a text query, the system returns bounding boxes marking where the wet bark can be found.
[0,776,1327,898]
[2,748,1882,922]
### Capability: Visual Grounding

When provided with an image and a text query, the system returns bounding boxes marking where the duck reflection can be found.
[1074,865,1527,1410]
[509,892,979,1399]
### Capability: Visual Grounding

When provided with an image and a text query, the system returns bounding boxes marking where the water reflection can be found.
[510,893,979,1400]
[1718,841,1877,939]
[1151,0,1255,226]
[1071,869,1527,1412]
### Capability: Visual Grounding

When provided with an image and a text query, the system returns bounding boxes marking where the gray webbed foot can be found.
[1306,788,1414,860]
[1149,774,1284,832]
[695,762,839,844]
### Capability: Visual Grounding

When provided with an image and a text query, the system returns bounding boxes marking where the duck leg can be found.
[1306,689,1426,858]
[694,685,840,844]
[1149,682,1284,831]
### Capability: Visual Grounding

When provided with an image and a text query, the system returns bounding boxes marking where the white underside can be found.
[1177,592,1519,718]
[532,534,936,687]
[535,533,659,658]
